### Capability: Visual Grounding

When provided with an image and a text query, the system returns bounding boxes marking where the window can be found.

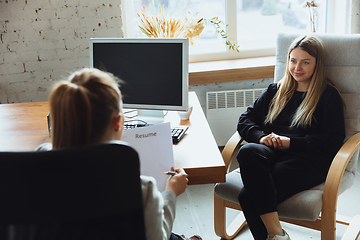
[122,0,348,62]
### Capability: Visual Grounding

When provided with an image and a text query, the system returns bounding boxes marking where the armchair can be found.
[214,33,360,240]
[0,141,146,240]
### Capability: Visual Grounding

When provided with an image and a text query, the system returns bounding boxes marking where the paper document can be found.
[121,122,174,191]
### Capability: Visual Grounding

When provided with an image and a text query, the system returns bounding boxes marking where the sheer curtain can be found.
[120,0,135,37]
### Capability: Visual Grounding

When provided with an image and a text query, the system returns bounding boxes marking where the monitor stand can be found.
[137,109,165,125]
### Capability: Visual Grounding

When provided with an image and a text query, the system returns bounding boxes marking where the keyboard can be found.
[124,123,188,144]
[123,123,148,130]
[171,126,189,144]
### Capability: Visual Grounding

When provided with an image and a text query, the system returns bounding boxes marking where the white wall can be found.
[0,0,123,103]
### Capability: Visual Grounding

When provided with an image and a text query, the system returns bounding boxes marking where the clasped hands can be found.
[259,132,290,150]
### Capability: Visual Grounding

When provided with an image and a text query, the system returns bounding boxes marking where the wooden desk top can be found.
[0,92,225,185]
[0,101,51,151]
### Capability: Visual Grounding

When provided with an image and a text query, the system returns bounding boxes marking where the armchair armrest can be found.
[322,132,360,233]
[221,132,244,173]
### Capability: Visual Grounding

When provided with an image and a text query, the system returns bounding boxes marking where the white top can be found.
[141,175,177,240]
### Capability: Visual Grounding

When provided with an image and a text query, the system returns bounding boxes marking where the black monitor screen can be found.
[90,38,188,111]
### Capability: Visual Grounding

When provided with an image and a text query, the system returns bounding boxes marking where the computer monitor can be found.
[89,38,189,124]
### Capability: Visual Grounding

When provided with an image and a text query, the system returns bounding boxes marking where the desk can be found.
[0,92,225,185]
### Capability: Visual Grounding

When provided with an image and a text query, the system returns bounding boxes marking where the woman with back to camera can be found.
[236,35,345,240]
[43,68,201,240]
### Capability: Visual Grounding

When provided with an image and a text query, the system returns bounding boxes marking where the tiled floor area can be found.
[172,155,360,240]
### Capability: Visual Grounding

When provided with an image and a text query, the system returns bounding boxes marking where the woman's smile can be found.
[294,72,304,77]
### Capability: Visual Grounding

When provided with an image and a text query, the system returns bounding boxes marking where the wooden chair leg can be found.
[214,193,246,239]
[341,215,360,240]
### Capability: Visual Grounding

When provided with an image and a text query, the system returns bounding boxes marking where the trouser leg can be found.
[237,143,278,240]
[237,143,279,214]
[271,155,327,204]
[238,187,268,240]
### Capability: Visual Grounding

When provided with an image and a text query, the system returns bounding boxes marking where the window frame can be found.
[326,0,352,34]
[121,0,351,63]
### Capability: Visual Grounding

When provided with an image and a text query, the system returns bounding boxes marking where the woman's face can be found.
[289,48,316,91]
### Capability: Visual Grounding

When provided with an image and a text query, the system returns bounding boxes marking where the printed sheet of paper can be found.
[121,122,174,191]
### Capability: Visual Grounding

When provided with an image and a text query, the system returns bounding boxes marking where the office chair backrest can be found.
[0,141,146,240]
[274,33,360,192]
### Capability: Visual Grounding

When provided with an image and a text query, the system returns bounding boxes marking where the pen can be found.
[164,171,189,178]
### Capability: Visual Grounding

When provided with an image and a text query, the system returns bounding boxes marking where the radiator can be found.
[206,88,265,146]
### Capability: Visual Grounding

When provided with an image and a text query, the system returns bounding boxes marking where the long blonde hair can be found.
[49,68,122,149]
[265,35,329,128]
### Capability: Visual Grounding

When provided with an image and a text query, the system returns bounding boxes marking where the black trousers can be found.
[237,143,327,240]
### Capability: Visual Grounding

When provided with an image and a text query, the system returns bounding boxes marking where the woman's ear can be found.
[113,113,122,131]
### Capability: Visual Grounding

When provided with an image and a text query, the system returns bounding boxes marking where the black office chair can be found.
[0,141,146,240]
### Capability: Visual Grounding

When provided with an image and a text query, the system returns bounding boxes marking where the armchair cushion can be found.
[215,165,357,221]
[215,168,323,221]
